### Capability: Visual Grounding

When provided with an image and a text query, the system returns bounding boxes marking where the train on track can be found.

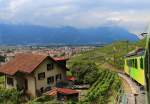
[124,27,150,104]
[124,48,145,86]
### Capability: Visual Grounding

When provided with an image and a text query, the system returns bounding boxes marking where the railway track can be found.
[118,73,145,104]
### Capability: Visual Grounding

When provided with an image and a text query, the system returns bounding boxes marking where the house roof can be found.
[0,53,68,75]
[57,88,79,95]
[67,76,76,81]
[46,88,79,96]
[53,57,68,61]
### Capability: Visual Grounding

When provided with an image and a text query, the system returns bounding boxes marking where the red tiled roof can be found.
[0,53,47,75]
[58,88,78,95]
[46,88,79,96]
[46,88,58,96]
[67,76,76,81]
[53,57,68,61]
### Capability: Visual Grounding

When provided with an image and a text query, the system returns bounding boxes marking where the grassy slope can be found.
[67,39,146,71]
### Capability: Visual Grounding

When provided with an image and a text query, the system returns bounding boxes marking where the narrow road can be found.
[120,77,132,93]
[118,73,145,104]
[100,63,145,104]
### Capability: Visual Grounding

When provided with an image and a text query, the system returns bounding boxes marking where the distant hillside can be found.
[68,39,146,70]
[0,24,138,45]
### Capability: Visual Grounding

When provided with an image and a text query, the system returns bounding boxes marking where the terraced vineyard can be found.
[68,39,146,71]
[80,71,121,104]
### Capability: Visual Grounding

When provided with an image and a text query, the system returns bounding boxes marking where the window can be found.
[47,76,54,84]
[134,59,137,69]
[47,63,54,71]
[7,77,14,86]
[38,72,45,80]
[127,59,132,67]
[127,58,138,69]
[140,58,144,69]
[56,74,62,81]
[132,59,135,68]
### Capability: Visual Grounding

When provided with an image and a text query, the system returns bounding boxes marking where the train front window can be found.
[140,58,144,69]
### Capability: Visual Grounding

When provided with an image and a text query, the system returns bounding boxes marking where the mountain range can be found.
[0,24,138,45]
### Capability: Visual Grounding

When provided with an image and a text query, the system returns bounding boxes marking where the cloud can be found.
[0,0,149,32]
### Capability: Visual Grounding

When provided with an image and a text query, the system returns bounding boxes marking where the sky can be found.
[0,0,150,33]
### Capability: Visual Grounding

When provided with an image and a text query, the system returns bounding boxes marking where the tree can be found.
[70,62,100,85]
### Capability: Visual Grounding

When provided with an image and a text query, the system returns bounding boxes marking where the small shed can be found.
[46,88,79,101]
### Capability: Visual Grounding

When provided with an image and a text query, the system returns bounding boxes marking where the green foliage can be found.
[80,71,121,104]
[70,62,100,84]
[66,100,77,104]
[33,95,54,102]
[28,95,60,104]
[0,88,21,104]
[64,39,145,103]
[111,74,122,91]
[0,76,4,86]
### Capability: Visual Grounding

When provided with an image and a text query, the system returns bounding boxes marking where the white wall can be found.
[34,58,66,90]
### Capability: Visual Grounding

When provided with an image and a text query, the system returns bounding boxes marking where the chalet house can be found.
[0,53,68,97]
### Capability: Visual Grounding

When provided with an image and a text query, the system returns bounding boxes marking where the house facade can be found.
[0,53,68,97]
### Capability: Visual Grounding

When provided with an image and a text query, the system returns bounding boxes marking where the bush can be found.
[70,62,100,85]
[0,88,21,104]
[33,95,54,102]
